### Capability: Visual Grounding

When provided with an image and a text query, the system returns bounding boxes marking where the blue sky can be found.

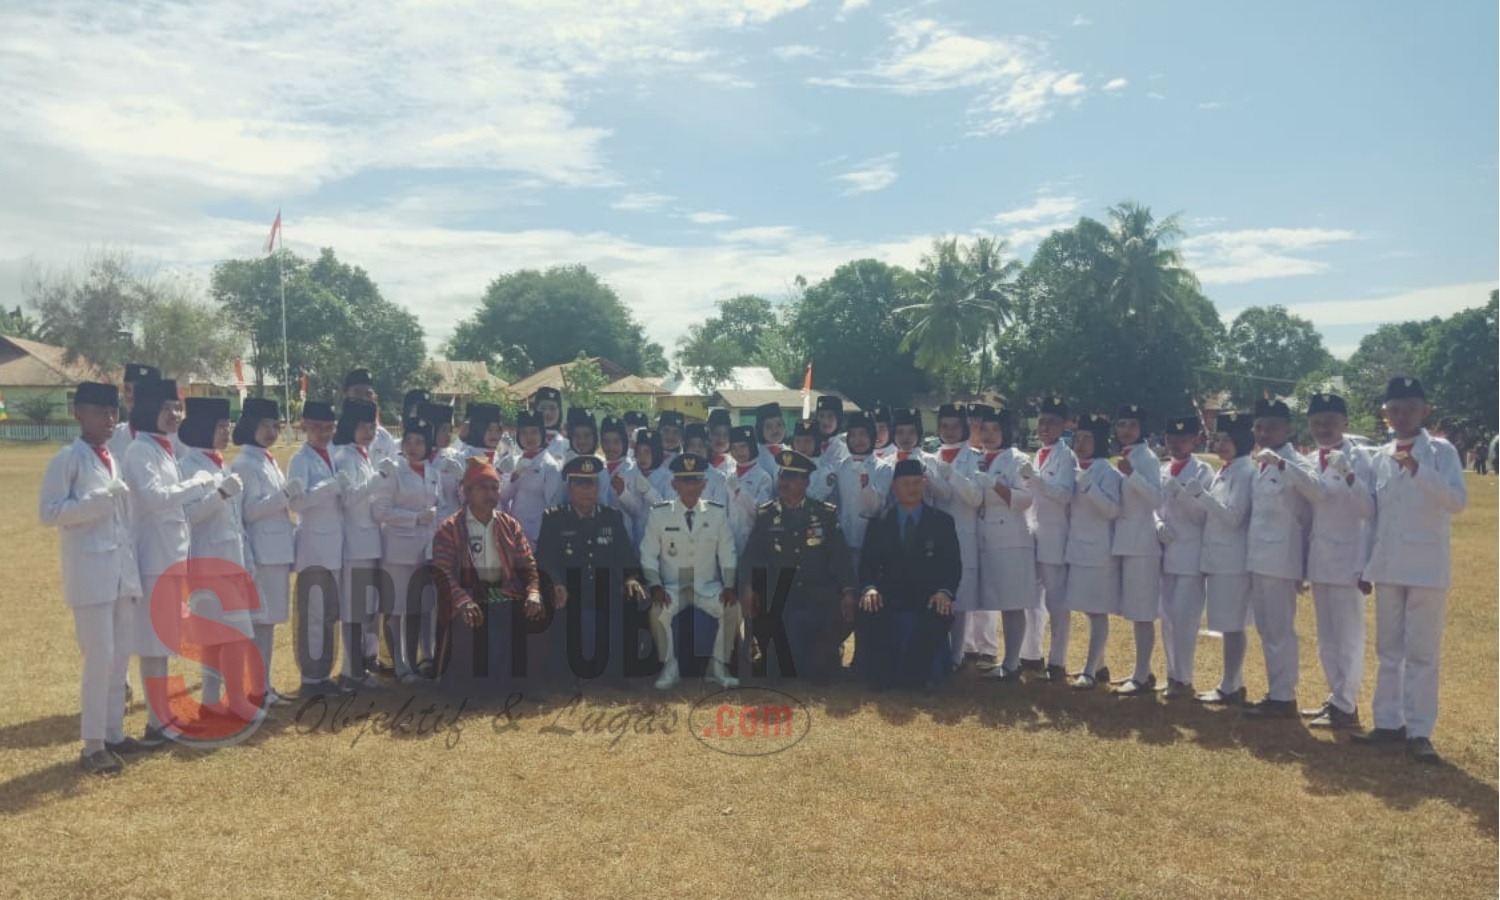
[0,0,1494,362]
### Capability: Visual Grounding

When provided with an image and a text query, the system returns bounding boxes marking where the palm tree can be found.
[896,236,1020,390]
[1099,201,1199,343]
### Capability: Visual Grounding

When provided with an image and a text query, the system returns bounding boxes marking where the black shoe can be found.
[298,680,336,698]
[1406,737,1441,764]
[104,736,158,755]
[1070,673,1098,690]
[415,660,437,679]
[961,651,980,665]
[1194,686,1246,705]
[1300,701,1333,719]
[985,665,1022,684]
[138,726,172,749]
[973,654,999,672]
[1113,674,1157,697]
[1309,706,1361,730]
[80,748,124,776]
[1044,664,1069,684]
[1351,726,1408,745]
[1018,657,1045,673]
[1242,697,1298,719]
[1095,666,1112,685]
[1159,679,1195,700]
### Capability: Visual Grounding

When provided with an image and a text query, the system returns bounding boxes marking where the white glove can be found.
[976,472,996,491]
[284,477,306,499]
[1018,461,1036,481]
[106,479,129,498]
[935,460,953,479]
[1254,449,1281,467]
[416,507,436,526]
[441,456,464,477]
[378,457,399,477]
[1325,450,1351,477]
[726,473,739,492]
[1185,479,1205,498]
[336,470,353,490]
[634,471,652,494]
[218,473,243,498]
[189,469,218,488]
[1164,478,1182,497]
[497,454,517,475]
[1157,521,1177,545]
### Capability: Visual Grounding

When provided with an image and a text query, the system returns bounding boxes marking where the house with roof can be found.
[0,335,112,422]
[505,356,631,405]
[427,359,509,407]
[655,365,860,426]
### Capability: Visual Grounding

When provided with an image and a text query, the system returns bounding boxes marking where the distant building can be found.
[506,357,630,405]
[427,359,509,407]
[0,335,111,422]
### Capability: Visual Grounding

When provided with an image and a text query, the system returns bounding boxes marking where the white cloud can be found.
[808,17,1087,134]
[992,195,1081,225]
[772,44,822,60]
[1198,100,1226,110]
[1251,282,1496,330]
[1146,91,1166,101]
[1182,227,1360,285]
[1104,77,1128,92]
[686,211,736,224]
[1071,14,1093,26]
[613,192,676,212]
[834,153,900,195]
[699,71,757,89]
[839,0,872,15]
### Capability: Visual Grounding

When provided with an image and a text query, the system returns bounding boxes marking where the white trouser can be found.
[1311,582,1365,714]
[1250,574,1299,702]
[1372,584,1446,738]
[651,586,742,666]
[1159,573,1206,685]
[72,597,132,744]
[951,611,998,662]
[1029,563,1066,662]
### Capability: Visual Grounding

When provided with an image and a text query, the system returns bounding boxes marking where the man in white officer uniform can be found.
[1280,392,1374,729]
[1352,377,1467,763]
[640,453,741,690]
[40,382,142,774]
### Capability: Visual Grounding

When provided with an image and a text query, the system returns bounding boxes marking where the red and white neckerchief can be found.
[205,450,225,469]
[897,450,910,462]
[1395,441,1414,454]
[1169,458,1189,477]
[91,443,113,476]
[1038,445,1052,468]
[262,448,276,465]
[1079,459,1093,471]
[766,443,783,456]
[606,458,623,474]
[355,445,369,461]
[522,449,543,460]
[939,445,963,464]
[1317,446,1333,471]
[1118,443,1140,460]
[311,444,333,469]
[736,461,757,478]
[150,435,174,457]
[410,460,426,477]
[1259,450,1278,473]
[981,451,1000,472]
[711,454,727,469]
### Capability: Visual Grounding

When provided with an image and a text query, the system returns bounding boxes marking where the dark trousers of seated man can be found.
[856,602,952,690]
[438,584,551,700]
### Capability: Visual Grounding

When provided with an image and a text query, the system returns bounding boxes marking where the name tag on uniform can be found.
[664,526,681,532]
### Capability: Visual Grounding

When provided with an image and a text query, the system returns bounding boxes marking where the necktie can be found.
[685,510,695,532]
[899,513,908,542]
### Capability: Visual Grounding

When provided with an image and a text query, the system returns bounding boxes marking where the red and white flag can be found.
[233,357,246,401]
[263,210,282,255]
[800,363,813,419]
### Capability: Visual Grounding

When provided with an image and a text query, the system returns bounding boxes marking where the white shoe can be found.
[654,659,681,691]
[707,660,740,689]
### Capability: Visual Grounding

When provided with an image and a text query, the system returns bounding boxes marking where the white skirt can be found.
[1116,555,1162,623]
[128,570,185,657]
[250,564,292,626]
[381,560,436,616]
[978,545,1040,611]
[1065,561,1118,616]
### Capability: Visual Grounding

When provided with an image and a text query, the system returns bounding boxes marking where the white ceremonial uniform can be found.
[1065,462,1121,615]
[334,444,384,624]
[369,423,400,467]
[108,422,138,467]
[1157,455,1215,686]
[543,429,571,461]
[1024,440,1077,661]
[873,442,898,463]
[878,448,951,508]
[1194,455,1254,634]
[373,459,441,618]
[179,448,254,644]
[1111,442,1163,623]
[1246,442,1314,702]
[232,446,295,626]
[806,453,839,504]
[1363,430,1467,739]
[430,447,466,525]
[122,433,215,657]
[725,461,776,557]
[613,459,664,548]
[640,498,741,667]
[928,445,990,660]
[40,438,142,744]
[287,442,344,681]
[1282,439,1375,715]
[499,450,565,544]
[828,452,891,576]
[975,448,1039,612]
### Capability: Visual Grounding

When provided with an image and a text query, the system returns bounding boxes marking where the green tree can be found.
[675,294,783,394]
[0,305,38,339]
[1343,319,1437,425]
[19,395,54,425]
[445,265,667,378]
[896,235,1020,394]
[1099,202,1200,348]
[1416,290,1498,434]
[784,260,930,406]
[1224,305,1335,405]
[559,352,609,412]
[29,251,151,372]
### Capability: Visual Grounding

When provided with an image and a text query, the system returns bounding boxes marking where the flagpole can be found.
[277,224,290,419]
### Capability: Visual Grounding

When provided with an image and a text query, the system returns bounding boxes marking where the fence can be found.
[0,423,78,442]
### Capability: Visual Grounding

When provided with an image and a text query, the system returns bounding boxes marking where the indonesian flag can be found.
[233,357,246,401]
[263,210,282,255]
[800,362,813,419]
[299,368,308,402]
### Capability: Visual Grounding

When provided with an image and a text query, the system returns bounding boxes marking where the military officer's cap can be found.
[1253,397,1291,421]
[706,408,733,428]
[75,381,119,407]
[815,395,843,414]
[668,453,709,478]
[891,458,925,479]
[532,387,562,406]
[343,368,374,389]
[1384,377,1425,401]
[1038,395,1070,418]
[775,450,816,476]
[1114,403,1148,427]
[562,455,604,480]
[302,400,337,422]
[123,362,160,384]
[1307,392,1347,416]
[1164,415,1200,436]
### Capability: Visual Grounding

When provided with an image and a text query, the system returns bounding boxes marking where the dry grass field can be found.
[0,440,1495,899]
